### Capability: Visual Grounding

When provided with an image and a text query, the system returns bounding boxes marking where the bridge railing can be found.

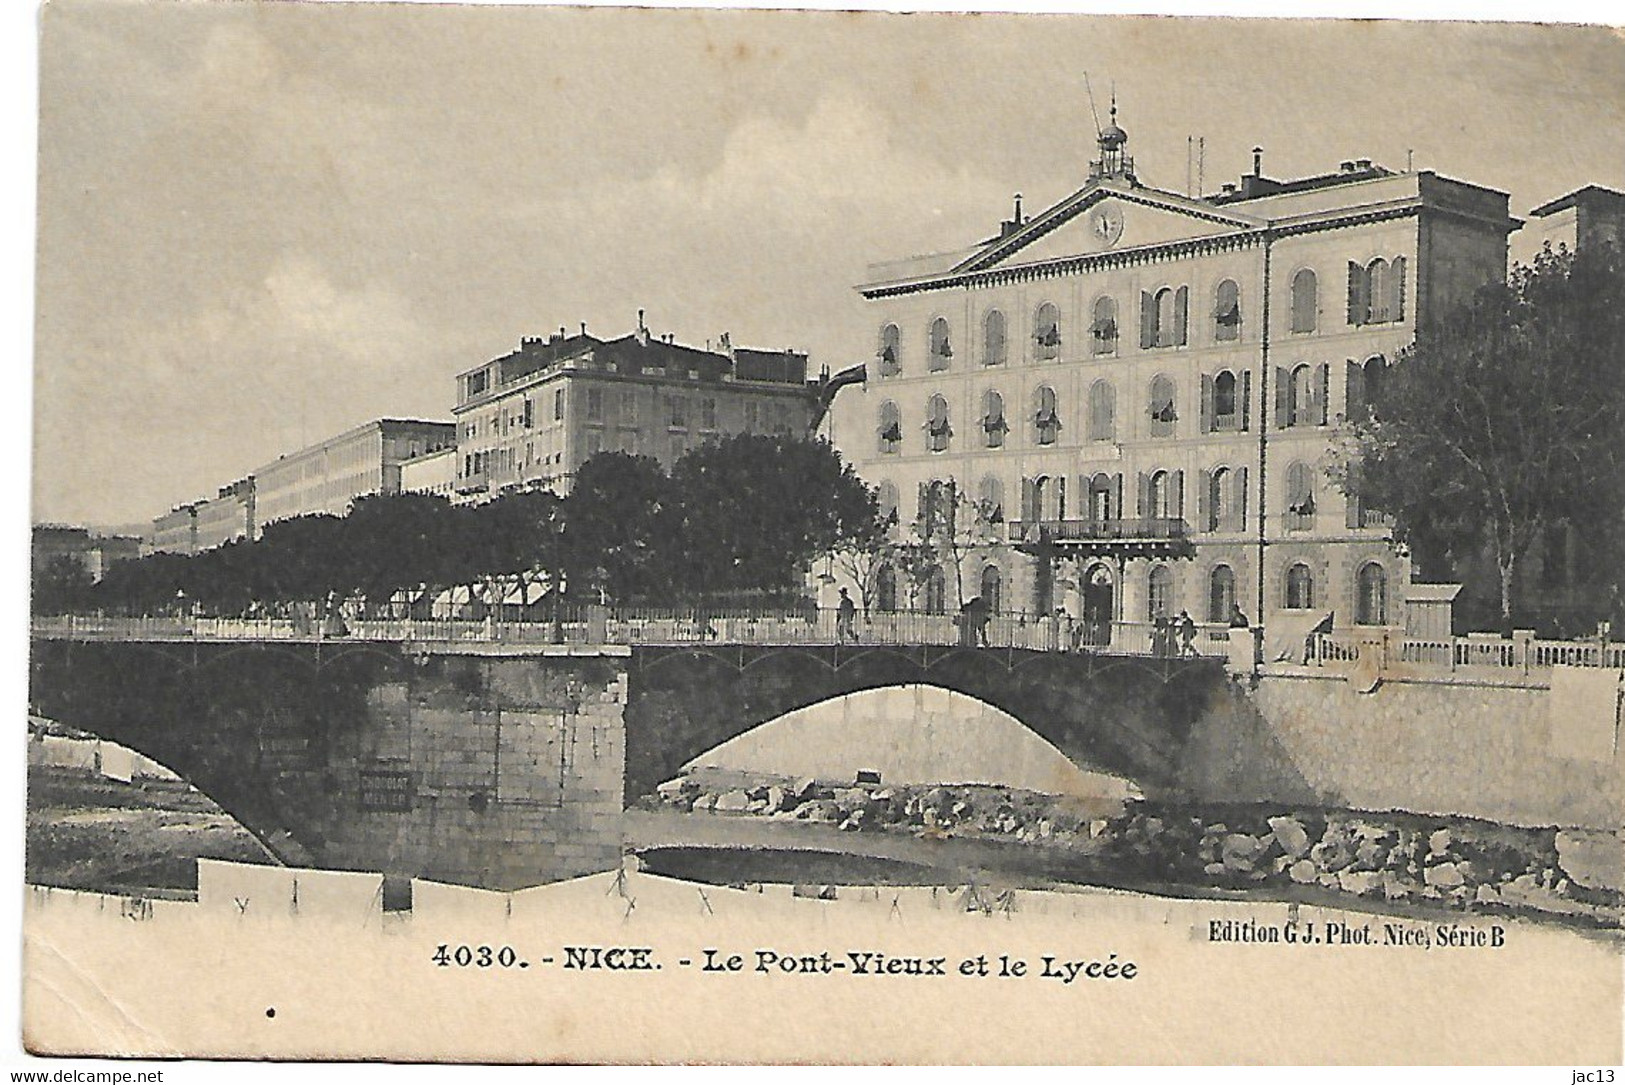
[1310,629,1625,675]
[30,609,1234,658]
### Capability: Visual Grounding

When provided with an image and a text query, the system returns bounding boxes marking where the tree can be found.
[32,555,94,615]
[668,435,888,599]
[1332,242,1625,629]
[564,452,671,603]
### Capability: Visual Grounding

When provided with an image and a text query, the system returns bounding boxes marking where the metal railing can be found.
[1007,517,1189,544]
[30,610,1233,658]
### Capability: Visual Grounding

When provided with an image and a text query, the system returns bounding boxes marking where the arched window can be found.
[978,475,1004,522]
[929,317,953,372]
[1214,278,1241,342]
[1142,286,1189,349]
[1363,355,1385,416]
[877,401,901,454]
[1148,375,1177,438]
[1034,302,1061,361]
[1289,364,1315,427]
[878,323,901,376]
[1209,466,1232,531]
[1286,461,1316,530]
[921,480,957,541]
[1034,385,1061,445]
[983,310,1007,367]
[876,480,899,527]
[1033,474,1065,521]
[980,565,1003,615]
[924,566,949,615]
[1091,296,1118,355]
[874,564,897,612]
[1147,564,1173,620]
[1367,259,1391,324]
[1088,472,1116,521]
[925,393,951,452]
[1148,470,1175,518]
[1290,268,1318,334]
[1285,563,1315,610]
[1083,380,1114,442]
[1214,370,1237,421]
[1357,562,1389,625]
[981,389,1007,449]
[1208,565,1236,623]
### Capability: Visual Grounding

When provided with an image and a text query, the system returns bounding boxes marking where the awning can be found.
[1265,610,1334,663]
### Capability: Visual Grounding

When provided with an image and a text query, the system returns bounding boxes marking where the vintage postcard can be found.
[21,0,1625,1066]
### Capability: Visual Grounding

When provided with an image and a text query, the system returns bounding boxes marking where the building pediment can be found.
[954,181,1263,275]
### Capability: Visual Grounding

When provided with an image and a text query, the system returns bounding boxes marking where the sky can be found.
[30,1,1625,528]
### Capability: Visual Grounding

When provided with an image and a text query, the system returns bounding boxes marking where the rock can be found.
[1382,871,1412,901]
[790,776,818,799]
[1353,839,1387,870]
[1142,817,1165,837]
[1221,834,1263,873]
[1424,862,1465,888]
[832,788,869,808]
[765,786,787,812]
[745,799,770,814]
[1203,862,1226,877]
[713,789,751,814]
[871,788,896,802]
[1088,820,1109,839]
[1338,870,1383,897]
[1428,828,1452,858]
[1289,859,1318,884]
[1206,823,1228,835]
[655,777,691,798]
[746,784,770,802]
[1317,873,1340,889]
[1310,839,1354,874]
[1555,829,1625,892]
[1268,816,1312,859]
[1475,884,1501,906]
[691,794,717,814]
[952,801,973,819]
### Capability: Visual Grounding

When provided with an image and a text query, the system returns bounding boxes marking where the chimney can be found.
[1355,158,1372,171]
[1221,182,1237,195]
[635,309,649,347]
[1252,146,1263,177]
[580,321,587,337]
[1339,160,1357,172]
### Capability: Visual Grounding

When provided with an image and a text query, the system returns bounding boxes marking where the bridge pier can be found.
[29,640,629,892]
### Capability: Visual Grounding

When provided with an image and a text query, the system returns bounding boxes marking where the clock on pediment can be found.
[1090,203,1125,248]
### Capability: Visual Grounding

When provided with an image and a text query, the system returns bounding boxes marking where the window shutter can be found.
[1173,286,1190,347]
[917,482,930,533]
[1113,473,1124,522]
[1137,471,1150,517]
[1316,362,1331,426]
[1019,477,1035,524]
[1200,372,1215,433]
[1235,466,1248,531]
[1345,359,1364,422]
[1140,291,1156,349]
[1241,369,1253,431]
[1173,469,1185,520]
[946,480,958,537]
[1393,255,1407,322]
[1347,260,1367,326]
[1056,476,1067,521]
[1197,469,1212,532]
[1273,366,1289,429]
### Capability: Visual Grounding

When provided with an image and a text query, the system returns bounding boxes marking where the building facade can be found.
[149,505,198,556]
[193,477,256,551]
[400,445,458,501]
[835,117,1516,639]
[32,525,142,581]
[452,317,816,499]
[1524,185,1625,260]
[251,419,456,530]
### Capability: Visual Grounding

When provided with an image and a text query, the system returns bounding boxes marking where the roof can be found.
[1207,163,1397,204]
[1405,583,1462,602]
[1529,184,1625,218]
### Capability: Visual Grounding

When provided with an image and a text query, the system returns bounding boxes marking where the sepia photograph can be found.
[17,0,1625,1067]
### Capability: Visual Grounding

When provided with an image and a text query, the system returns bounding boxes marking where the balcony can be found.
[1008,517,1194,559]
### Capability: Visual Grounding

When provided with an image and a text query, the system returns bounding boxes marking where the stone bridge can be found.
[29,636,1314,890]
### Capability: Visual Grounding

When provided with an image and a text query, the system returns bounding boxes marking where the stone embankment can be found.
[648,769,1621,926]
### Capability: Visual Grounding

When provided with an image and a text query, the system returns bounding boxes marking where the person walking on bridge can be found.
[836,587,858,644]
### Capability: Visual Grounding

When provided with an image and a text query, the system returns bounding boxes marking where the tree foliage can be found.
[77,438,891,617]
[1334,242,1625,627]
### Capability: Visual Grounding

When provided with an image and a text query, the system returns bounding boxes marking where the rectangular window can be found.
[554,389,565,422]
[669,396,688,429]
[585,432,602,457]
[587,388,603,422]
[522,399,533,429]
[701,397,717,430]
[467,370,488,398]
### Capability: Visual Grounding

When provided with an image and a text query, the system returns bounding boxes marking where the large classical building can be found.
[452,315,817,499]
[251,418,456,530]
[835,113,1517,640]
